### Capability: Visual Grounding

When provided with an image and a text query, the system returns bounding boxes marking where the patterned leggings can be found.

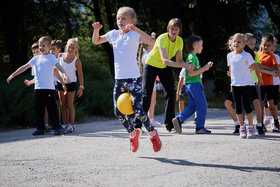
[113,77,154,133]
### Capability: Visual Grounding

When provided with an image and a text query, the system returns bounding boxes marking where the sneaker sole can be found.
[172,118,182,134]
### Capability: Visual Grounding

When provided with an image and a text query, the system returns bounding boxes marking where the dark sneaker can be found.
[149,129,162,152]
[263,127,267,132]
[172,117,182,134]
[195,128,211,134]
[54,128,66,135]
[233,125,240,135]
[272,127,279,132]
[32,130,45,136]
[256,126,265,136]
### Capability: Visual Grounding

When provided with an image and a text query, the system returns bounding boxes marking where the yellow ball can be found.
[117,92,134,115]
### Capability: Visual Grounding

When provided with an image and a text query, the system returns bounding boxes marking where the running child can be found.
[7,36,69,135]
[92,6,161,152]
[172,35,213,134]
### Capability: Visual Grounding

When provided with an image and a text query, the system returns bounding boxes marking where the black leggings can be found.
[232,86,252,115]
[134,64,175,130]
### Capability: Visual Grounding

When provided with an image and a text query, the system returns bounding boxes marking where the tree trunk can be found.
[92,0,115,77]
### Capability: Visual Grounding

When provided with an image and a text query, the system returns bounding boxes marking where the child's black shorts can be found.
[57,82,77,92]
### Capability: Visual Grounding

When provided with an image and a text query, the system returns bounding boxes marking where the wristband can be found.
[79,85,84,90]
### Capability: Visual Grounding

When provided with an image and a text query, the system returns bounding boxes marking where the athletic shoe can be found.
[271,123,275,129]
[232,125,240,135]
[263,117,271,127]
[61,124,67,129]
[256,126,265,136]
[195,128,211,134]
[172,117,182,134]
[66,125,75,133]
[32,130,45,136]
[240,126,247,139]
[247,125,255,139]
[129,129,141,152]
[273,121,280,132]
[272,127,279,132]
[54,128,66,135]
[149,129,162,152]
[150,118,162,127]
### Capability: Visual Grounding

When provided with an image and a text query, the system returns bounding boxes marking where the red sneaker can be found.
[129,129,141,152]
[149,129,162,152]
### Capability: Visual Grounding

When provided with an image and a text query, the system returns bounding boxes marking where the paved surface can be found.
[0,109,280,187]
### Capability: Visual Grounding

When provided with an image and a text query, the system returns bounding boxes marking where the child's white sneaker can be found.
[240,126,247,139]
[247,125,255,139]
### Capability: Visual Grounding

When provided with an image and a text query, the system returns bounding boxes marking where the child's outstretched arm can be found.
[7,63,31,83]
[125,24,154,47]
[249,63,263,86]
[159,49,194,70]
[188,61,214,77]
[92,22,108,45]
[55,63,70,83]
[54,69,67,95]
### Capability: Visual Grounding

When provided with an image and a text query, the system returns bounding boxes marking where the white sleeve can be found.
[247,53,255,66]
[28,56,37,67]
[105,30,114,44]
[227,53,231,67]
[179,68,185,78]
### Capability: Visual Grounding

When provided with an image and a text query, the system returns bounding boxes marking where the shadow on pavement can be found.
[140,157,280,173]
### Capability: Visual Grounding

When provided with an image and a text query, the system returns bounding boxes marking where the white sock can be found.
[256,123,262,127]
[234,121,239,126]
[45,124,49,127]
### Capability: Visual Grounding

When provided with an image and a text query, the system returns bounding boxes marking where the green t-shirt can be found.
[185,53,201,83]
[253,51,260,83]
[146,33,183,69]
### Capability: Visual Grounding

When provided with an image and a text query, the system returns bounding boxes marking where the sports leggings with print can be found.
[113,77,154,133]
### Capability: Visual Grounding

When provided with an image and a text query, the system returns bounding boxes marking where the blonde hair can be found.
[65,38,79,57]
[167,18,183,35]
[245,33,256,43]
[232,33,245,44]
[38,36,52,46]
[117,6,137,24]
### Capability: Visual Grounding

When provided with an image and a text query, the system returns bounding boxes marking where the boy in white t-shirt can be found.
[7,36,70,136]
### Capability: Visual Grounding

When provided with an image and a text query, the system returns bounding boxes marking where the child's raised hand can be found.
[125,24,136,31]
[208,61,214,68]
[92,22,103,30]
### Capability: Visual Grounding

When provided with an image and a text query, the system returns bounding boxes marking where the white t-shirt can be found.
[58,53,77,83]
[273,53,280,85]
[105,29,141,79]
[142,50,149,67]
[28,54,58,90]
[227,51,255,86]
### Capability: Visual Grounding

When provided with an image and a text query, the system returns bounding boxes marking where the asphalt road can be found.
[0,109,279,186]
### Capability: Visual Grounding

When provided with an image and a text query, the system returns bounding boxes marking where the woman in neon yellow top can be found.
[134,18,194,132]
